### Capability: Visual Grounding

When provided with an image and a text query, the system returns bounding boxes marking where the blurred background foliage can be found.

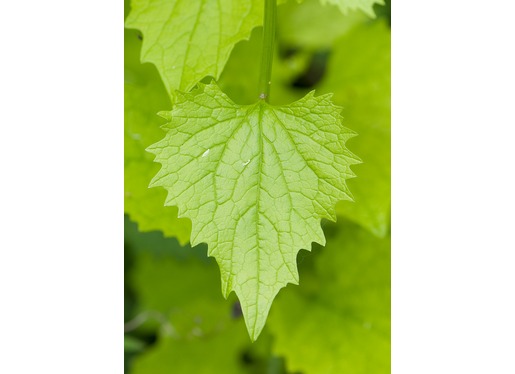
[125,0,390,372]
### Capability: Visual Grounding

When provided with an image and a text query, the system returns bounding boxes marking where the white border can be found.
[0,0,123,372]
[393,0,515,372]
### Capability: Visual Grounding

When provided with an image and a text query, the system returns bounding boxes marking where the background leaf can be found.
[125,221,286,373]
[318,20,391,237]
[125,0,263,94]
[278,0,368,50]
[124,28,191,244]
[320,0,384,17]
[268,220,391,373]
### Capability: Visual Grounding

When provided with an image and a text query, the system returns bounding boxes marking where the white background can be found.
[1,0,514,372]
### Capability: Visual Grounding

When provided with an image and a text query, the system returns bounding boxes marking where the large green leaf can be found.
[147,82,359,340]
[319,20,391,237]
[124,29,192,244]
[268,220,390,373]
[125,0,262,94]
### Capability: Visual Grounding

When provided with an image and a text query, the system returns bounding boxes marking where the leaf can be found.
[318,20,391,237]
[127,246,250,374]
[278,0,368,50]
[125,217,236,337]
[132,328,249,374]
[129,251,235,336]
[124,29,192,244]
[124,335,146,352]
[268,220,390,373]
[147,82,359,340]
[126,226,282,373]
[125,0,262,94]
[320,0,384,17]
[124,215,203,261]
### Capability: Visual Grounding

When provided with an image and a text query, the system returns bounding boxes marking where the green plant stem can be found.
[258,0,276,102]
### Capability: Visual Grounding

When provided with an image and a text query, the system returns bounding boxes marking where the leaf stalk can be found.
[258,0,277,102]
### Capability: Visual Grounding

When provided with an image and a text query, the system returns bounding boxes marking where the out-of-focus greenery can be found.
[125,0,390,372]
[124,27,192,244]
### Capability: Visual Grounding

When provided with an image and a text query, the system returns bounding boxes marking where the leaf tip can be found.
[157,111,171,120]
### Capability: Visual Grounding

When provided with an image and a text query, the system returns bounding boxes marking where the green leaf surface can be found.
[320,0,384,17]
[125,0,262,94]
[319,20,391,237]
[268,220,391,373]
[124,28,192,244]
[147,82,359,340]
